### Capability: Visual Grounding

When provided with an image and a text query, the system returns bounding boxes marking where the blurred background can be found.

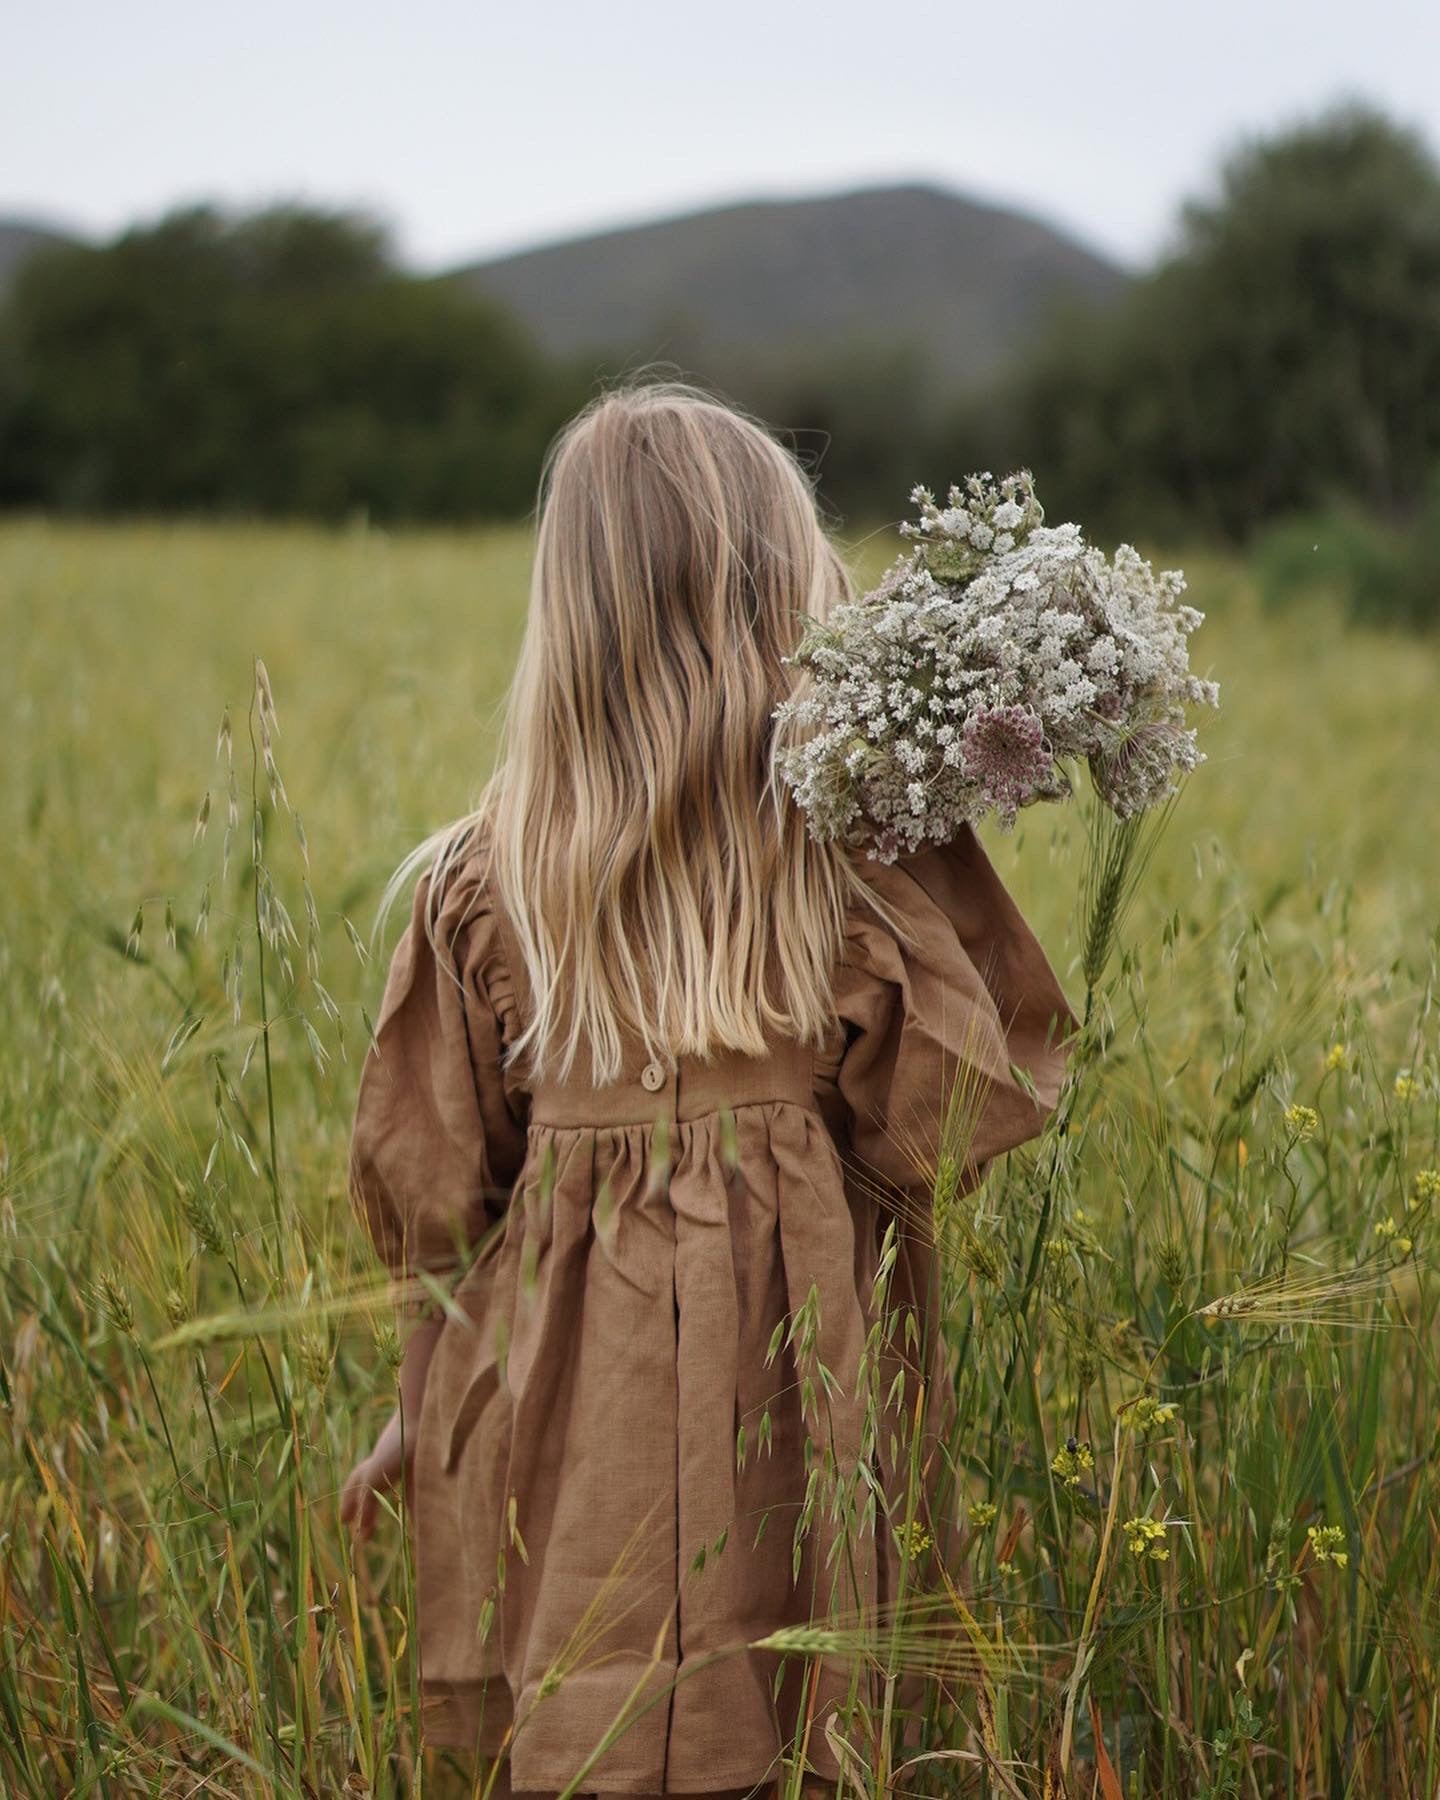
[5,0,1440,630]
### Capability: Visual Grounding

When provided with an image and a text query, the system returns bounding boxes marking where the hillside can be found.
[453,182,1128,396]
[0,186,1127,401]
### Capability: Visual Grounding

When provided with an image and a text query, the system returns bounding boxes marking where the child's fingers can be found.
[340,1460,372,1535]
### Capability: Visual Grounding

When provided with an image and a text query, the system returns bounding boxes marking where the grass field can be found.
[2,517,1439,1796]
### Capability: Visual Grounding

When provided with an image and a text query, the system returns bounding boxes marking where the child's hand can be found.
[340,1408,411,1541]
[339,1317,441,1542]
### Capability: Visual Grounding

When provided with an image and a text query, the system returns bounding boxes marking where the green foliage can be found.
[717,339,943,529]
[6,105,1440,551]
[944,104,1440,551]
[1253,462,1440,631]
[0,204,588,520]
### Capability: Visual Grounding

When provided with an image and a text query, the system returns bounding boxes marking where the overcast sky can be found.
[8,0,1439,271]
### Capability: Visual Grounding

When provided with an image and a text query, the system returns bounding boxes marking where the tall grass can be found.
[1,519,1437,1795]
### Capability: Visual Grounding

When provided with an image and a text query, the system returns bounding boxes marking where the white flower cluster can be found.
[774,471,1220,862]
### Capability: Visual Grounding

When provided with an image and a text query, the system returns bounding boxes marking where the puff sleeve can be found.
[834,823,1079,1208]
[348,855,529,1302]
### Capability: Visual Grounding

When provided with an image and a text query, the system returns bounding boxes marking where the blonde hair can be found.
[388,376,888,1086]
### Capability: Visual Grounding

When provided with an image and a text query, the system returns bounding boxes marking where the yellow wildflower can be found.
[1306,1523,1348,1568]
[1123,1516,1171,1561]
[1130,1394,1178,1431]
[899,1519,932,1559]
[1051,1440,1094,1488]
[1395,1074,1418,1103]
[1375,1217,1414,1255]
[1324,1043,1348,1072]
[1283,1103,1319,1142]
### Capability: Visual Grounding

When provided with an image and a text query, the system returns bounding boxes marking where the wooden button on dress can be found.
[640,1059,667,1092]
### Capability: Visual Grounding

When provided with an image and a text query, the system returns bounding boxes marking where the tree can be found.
[964,105,1440,543]
[0,204,583,520]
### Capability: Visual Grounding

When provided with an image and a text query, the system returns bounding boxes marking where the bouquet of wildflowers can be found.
[774,472,1220,862]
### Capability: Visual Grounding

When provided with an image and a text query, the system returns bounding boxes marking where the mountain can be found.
[0,218,83,290]
[452,182,1128,398]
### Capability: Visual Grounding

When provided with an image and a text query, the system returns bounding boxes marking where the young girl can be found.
[340,381,1077,1797]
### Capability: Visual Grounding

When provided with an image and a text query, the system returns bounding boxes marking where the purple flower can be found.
[960,704,1054,826]
[1093,687,1127,721]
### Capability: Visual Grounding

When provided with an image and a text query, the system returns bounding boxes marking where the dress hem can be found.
[420,1676,806,1792]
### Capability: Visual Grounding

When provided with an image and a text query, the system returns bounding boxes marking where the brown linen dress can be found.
[348,823,1078,1794]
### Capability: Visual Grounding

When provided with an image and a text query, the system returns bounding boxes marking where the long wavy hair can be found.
[386,377,892,1086]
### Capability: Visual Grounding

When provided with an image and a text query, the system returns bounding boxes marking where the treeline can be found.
[3,104,1439,584]
[739,105,1440,590]
[956,105,1440,547]
[0,208,589,519]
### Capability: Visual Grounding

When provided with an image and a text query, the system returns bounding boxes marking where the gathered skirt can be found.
[410,1098,947,1793]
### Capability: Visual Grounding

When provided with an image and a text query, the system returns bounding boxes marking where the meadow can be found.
[2,516,1438,1797]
